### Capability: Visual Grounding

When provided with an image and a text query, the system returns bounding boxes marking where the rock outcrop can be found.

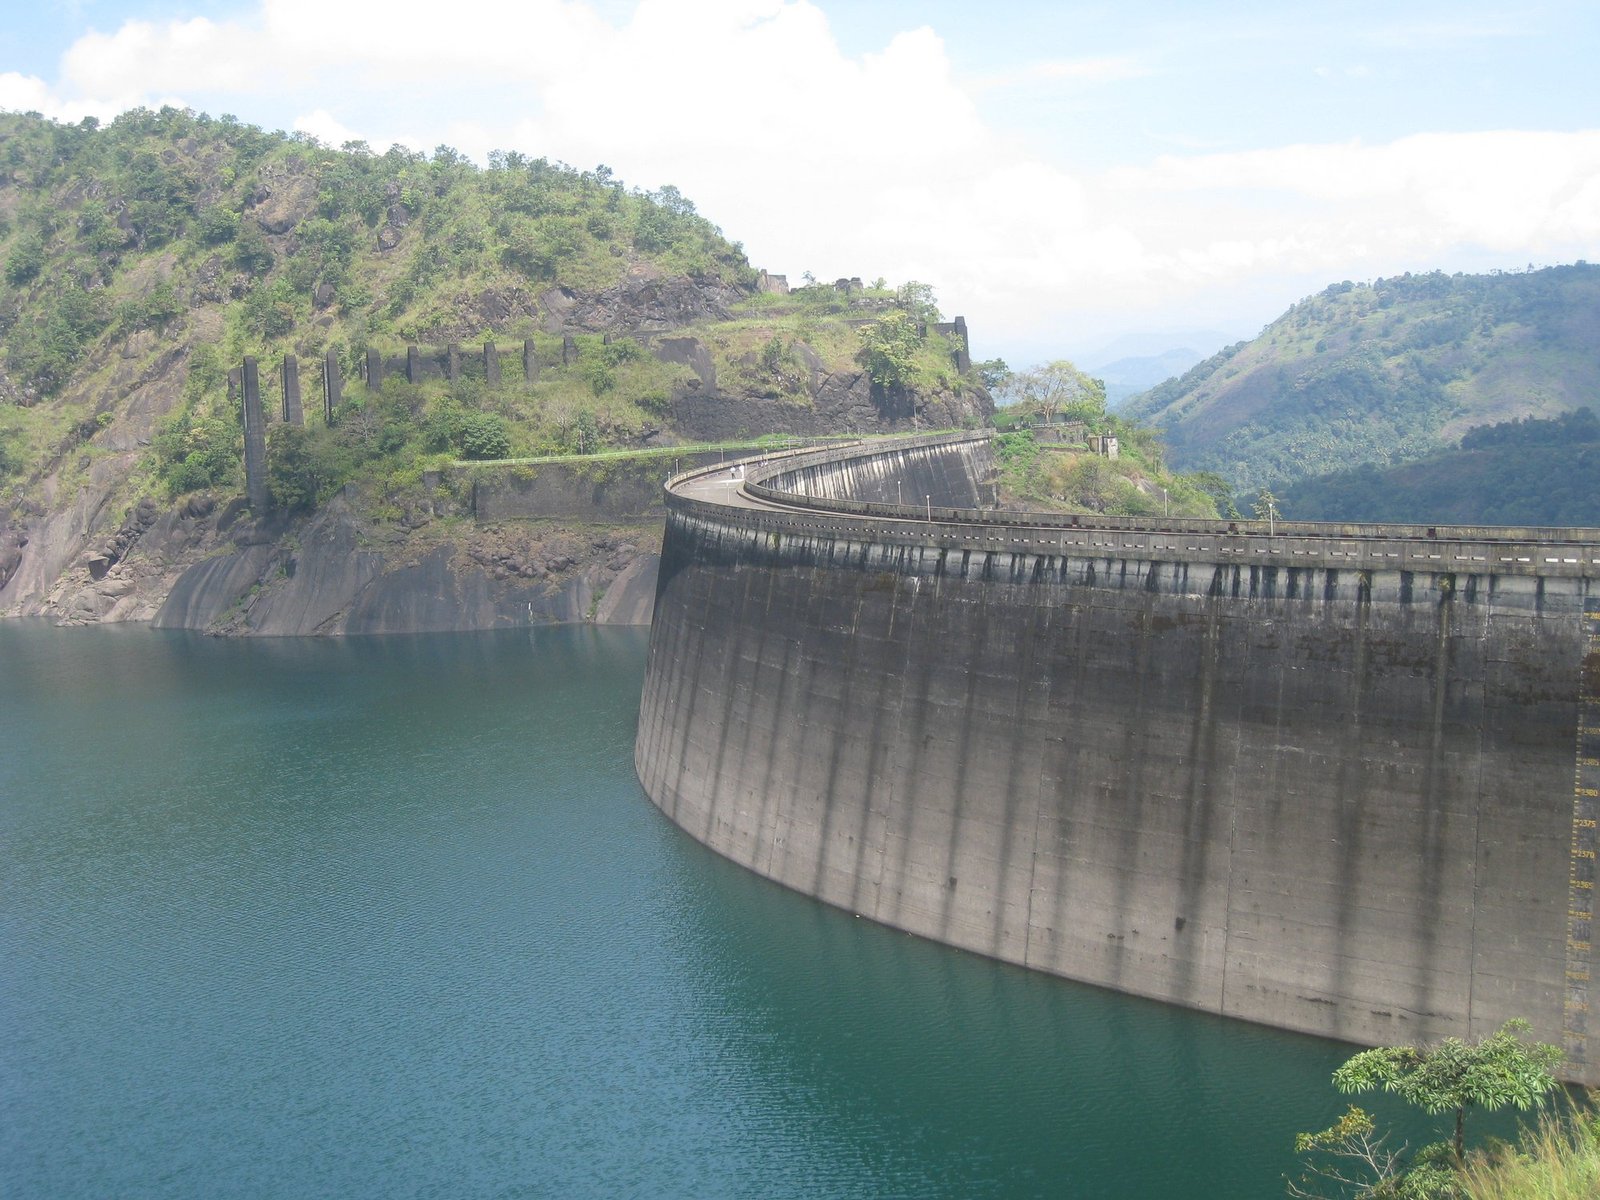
[146,495,664,635]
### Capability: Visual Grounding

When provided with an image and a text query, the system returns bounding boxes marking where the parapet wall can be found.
[636,433,1600,1081]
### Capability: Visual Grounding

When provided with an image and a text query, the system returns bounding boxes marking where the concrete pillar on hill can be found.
[524,339,538,382]
[484,341,501,385]
[952,316,972,374]
[447,343,461,382]
[366,347,383,392]
[562,335,577,366]
[242,357,268,512]
[323,349,342,421]
[227,367,241,405]
[282,354,304,425]
[407,345,421,384]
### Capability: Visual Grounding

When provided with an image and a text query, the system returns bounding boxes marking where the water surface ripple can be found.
[3,622,1390,1197]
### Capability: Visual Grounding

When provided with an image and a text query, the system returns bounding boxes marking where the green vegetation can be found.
[1001,360,1104,423]
[0,108,743,476]
[1290,1021,1564,1199]
[856,309,922,391]
[1280,407,1600,526]
[243,343,702,511]
[1458,1101,1600,1199]
[990,360,1219,518]
[1125,265,1600,496]
[0,109,982,519]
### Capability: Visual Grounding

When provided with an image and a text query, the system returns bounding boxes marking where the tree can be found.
[856,310,922,392]
[457,412,510,460]
[264,423,320,511]
[1190,470,1239,519]
[973,357,1011,392]
[1333,1019,1561,1163]
[894,280,940,323]
[5,229,46,285]
[1288,1105,1438,1199]
[1002,360,1105,423]
[1289,1020,1562,1200]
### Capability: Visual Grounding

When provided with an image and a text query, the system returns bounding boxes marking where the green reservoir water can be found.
[2,621,1417,1197]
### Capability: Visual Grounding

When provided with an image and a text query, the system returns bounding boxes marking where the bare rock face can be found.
[407,286,541,344]
[246,168,318,235]
[665,361,991,440]
[654,337,717,391]
[150,493,662,636]
[0,519,27,592]
[542,273,747,335]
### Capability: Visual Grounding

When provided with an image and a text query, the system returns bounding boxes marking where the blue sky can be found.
[4,1,1597,366]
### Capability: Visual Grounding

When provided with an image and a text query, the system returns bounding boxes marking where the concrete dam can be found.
[633,432,1600,1082]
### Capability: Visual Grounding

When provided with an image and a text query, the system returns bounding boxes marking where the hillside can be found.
[989,362,1223,519]
[1280,406,1600,526]
[1123,265,1600,494]
[0,108,988,630]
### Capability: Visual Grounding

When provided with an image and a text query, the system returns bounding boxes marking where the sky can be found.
[2,0,1597,367]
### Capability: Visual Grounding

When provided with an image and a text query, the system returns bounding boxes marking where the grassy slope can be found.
[1458,1102,1600,1199]
[1124,265,1600,495]
[0,108,975,525]
[991,402,1222,519]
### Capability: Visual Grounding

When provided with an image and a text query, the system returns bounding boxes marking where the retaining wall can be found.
[634,433,1600,1080]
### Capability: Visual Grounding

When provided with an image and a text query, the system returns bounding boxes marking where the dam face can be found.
[634,433,1600,1081]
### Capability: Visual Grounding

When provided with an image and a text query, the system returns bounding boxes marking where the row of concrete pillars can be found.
[237,338,581,510]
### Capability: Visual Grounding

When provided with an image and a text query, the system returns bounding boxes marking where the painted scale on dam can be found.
[633,432,1600,1082]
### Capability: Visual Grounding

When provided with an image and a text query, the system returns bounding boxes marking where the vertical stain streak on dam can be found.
[634,432,1600,1082]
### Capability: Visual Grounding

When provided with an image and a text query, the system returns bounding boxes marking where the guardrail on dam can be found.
[633,431,1600,1081]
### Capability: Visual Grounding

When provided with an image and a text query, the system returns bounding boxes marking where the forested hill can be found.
[0,108,755,402]
[0,107,987,630]
[1281,407,1600,527]
[1122,264,1600,495]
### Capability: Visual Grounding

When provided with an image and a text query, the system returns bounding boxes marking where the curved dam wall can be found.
[750,431,998,510]
[635,433,1600,1081]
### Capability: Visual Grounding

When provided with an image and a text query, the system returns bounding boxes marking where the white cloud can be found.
[10,1,1599,363]
[1107,131,1600,255]
[0,68,182,126]
[971,56,1149,91]
[292,108,429,156]
[61,18,265,97]
[0,72,77,119]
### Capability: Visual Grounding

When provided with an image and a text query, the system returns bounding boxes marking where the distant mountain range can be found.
[1122,265,1600,519]
[1091,347,1208,408]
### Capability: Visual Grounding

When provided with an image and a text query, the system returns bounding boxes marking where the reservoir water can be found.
[2,621,1418,1197]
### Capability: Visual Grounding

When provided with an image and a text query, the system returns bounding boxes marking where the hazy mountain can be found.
[1093,347,1208,409]
[1122,265,1600,494]
[1080,328,1234,368]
